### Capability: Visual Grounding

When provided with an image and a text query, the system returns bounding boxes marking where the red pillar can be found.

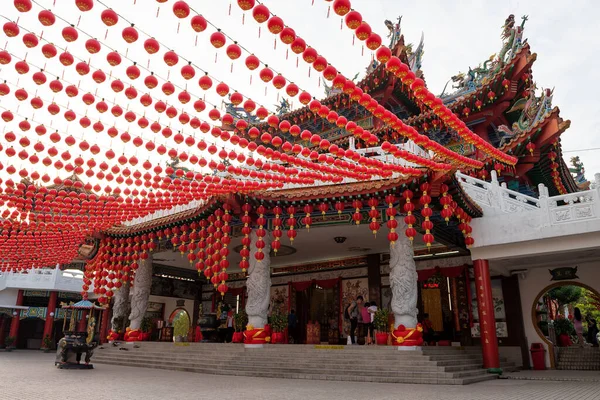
[77,310,89,332]
[8,290,24,347]
[0,316,6,347]
[473,260,500,369]
[42,291,58,348]
[99,307,110,344]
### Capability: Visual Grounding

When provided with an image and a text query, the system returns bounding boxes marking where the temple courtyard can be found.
[0,352,599,400]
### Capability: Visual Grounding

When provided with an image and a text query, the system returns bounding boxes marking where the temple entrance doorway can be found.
[291,279,341,344]
[18,317,44,349]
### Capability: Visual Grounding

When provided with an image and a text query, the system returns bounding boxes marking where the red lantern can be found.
[259,67,274,82]
[272,74,286,89]
[122,25,139,43]
[38,9,56,26]
[3,22,19,37]
[245,54,260,70]
[365,33,382,50]
[101,9,118,26]
[226,43,242,60]
[181,63,196,80]
[345,11,362,29]
[291,37,306,54]
[280,27,295,44]
[172,1,190,18]
[75,0,94,11]
[198,74,212,90]
[252,4,269,23]
[267,16,284,34]
[355,22,371,41]
[191,15,207,32]
[163,51,179,66]
[14,0,33,12]
[144,38,160,54]
[237,0,255,10]
[210,31,226,48]
[62,26,78,42]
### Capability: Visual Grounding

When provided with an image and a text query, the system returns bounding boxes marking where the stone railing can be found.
[456,170,540,216]
[0,267,90,293]
[457,171,600,224]
[121,199,205,227]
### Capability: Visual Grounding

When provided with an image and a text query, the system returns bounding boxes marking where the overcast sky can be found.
[1,0,598,187]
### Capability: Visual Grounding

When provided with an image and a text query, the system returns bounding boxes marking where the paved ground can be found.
[503,370,600,382]
[1,351,600,400]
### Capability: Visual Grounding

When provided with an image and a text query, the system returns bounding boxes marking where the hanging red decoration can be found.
[419,182,434,248]
[172,1,190,18]
[210,31,226,48]
[332,0,351,16]
[291,37,306,54]
[38,9,56,26]
[286,206,297,243]
[198,74,212,90]
[75,0,94,11]
[365,33,382,50]
[122,25,139,43]
[226,43,242,60]
[237,0,255,11]
[345,11,362,29]
[267,16,284,34]
[252,4,270,23]
[14,0,33,12]
[62,26,78,42]
[101,9,118,26]
[245,54,260,70]
[181,62,196,80]
[144,38,160,54]
[355,22,372,41]
[191,15,207,32]
[280,27,295,44]
[402,190,416,241]
[163,50,179,66]
[259,67,274,82]
[3,22,19,37]
[215,82,230,96]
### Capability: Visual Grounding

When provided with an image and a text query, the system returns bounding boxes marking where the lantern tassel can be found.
[258,26,261,38]
[296,57,299,68]
[352,35,355,46]
[229,1,231,15]
[104,29,108,40]
[286,48,288,60]
[340,18,343,30]
[156,7,160,17]
[242,14,245,25]
[177,22,180,34]
[327,6,330,18]
[274,38,276,50]
[195,36,198,47]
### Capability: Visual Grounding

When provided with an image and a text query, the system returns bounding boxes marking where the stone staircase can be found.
[557,347,600,370]
[93,343,506,385]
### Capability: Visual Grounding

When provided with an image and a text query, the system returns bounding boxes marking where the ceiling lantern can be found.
[191,15,207,32]
[210,31,226,48]
[172,1,190,18]
[75,0,94,11]
[101,9,118,26]
[252,4,270,23]
[122,25,139,43]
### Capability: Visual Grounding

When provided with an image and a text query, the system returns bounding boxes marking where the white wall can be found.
[0,288,18,306]
[518,262,600,368]
[147,295,195,324]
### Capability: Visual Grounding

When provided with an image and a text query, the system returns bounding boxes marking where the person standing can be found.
[586,315,599,347]
[368,301,378,344]
[288,309,298,344]
[347,296,363,345]
[225,309,234,343]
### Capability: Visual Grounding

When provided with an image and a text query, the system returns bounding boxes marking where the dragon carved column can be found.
[110,282,130,332]
[128,255,153,332]
[245,230,272,329]
[389,218,421,346]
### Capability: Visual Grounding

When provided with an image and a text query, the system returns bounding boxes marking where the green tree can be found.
[548,286,583,310]
[575,289,600,322]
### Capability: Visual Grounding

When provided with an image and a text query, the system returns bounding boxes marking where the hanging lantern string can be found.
[240,2,485,169]
[90,0,277,115]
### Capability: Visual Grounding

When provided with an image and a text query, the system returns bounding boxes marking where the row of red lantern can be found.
[328,0,517,166]
[161,3,445,173]
[1,55,383,184]
[547,147,567,195]
[47,1,438,177]
[3,32,418,183]
[237,2,481,169]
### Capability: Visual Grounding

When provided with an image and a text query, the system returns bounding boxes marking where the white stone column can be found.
[389,218,418,329]
[128,256,153,330]
[245,230,272,328]
[110,282,130,331]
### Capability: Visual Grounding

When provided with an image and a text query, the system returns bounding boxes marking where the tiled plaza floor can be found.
[1,351,599,400]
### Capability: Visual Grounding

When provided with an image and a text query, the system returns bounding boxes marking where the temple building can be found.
[1,0,599,380]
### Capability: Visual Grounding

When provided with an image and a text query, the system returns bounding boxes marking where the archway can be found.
[169,308,191,342]
[531,281,600,368]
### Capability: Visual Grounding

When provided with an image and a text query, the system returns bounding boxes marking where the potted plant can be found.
[553,318,574,347]
[270,311,287,344]
[232,310,247,343]
[5,336,16,351]
[374,308,390,345]
[41,335,53,352]
[140,317,153,341]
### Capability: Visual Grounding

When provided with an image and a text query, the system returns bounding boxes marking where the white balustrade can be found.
[0,267,92,293]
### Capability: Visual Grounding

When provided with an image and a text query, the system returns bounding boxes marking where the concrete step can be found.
[92,357,495,385]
